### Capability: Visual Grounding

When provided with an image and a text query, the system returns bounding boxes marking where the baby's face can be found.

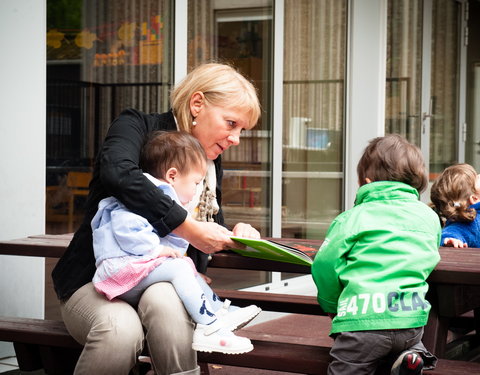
[173,168,206,205]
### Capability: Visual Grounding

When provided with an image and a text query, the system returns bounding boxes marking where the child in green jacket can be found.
[311,134,441,375]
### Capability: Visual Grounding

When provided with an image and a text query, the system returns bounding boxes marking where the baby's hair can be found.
[140,131,207,180]
[357,134,427,192]
[430,163,478,223]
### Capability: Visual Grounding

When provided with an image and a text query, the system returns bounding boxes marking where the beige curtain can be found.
[187,0,214,70]
[430,0,459,170]
[82,0,173,141]
[283,0,346,166]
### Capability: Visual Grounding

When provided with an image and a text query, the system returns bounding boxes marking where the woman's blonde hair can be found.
[430,163,478,223]
[170,63,261,132]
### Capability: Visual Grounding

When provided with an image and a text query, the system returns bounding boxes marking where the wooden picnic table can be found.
[0,234,479,358]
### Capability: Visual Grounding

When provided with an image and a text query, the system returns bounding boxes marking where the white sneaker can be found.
[216,300,261,331]
[192,322,253,354]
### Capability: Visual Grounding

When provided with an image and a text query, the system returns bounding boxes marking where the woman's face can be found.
[190,95,253,160]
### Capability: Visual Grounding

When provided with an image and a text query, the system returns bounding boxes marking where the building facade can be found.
[1,0,479,357]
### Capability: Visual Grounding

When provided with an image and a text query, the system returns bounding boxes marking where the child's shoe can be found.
[192,321,253,354]
[391,350,424,375]
[215,299,262,331]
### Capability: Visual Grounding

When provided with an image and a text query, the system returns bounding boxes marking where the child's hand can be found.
[158,246,183,258]
[443,237,467,248]
[199,273,212,285]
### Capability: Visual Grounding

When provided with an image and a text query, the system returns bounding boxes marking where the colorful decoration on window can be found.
[118,22,136,46]
[139,15,164,65]
[75,30,99,49]
[48,14,164,66]
[47,29,65,49]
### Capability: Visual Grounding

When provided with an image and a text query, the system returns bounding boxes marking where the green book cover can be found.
[230,237,315,266]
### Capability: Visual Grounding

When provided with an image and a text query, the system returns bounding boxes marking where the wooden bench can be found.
[2,317,480,375]
[1,235,480,374]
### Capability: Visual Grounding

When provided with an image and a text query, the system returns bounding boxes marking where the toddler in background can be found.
[430,163,480,248]
[312,134,441,375]
[92,131,260,355]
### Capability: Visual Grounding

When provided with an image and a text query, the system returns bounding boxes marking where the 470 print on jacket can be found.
[337,291,429,317]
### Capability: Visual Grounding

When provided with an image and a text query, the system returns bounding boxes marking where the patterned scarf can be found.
[186,160,219,222]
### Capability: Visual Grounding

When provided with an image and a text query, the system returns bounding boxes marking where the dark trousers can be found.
[328,327,437,375]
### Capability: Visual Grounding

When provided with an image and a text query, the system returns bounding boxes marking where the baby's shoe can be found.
[192,321,253,354]
[391,350,424,375]
[215,299,261,331]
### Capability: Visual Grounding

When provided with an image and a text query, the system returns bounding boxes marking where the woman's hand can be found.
[173,216,234,254]
[231,222,260,239]
[443,237,467,248]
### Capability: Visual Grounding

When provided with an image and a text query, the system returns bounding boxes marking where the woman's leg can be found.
[60,282,144,375]
[123,258,217,325]
[137,282,199,375]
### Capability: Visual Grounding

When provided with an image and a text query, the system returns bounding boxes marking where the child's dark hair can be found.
[430,163,478,223]
[357,134,427,192]
[140,131,207,179]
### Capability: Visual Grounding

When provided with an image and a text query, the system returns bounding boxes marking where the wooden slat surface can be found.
[1,234,480,285]
[0,317,81,348]
[215,289,323,315]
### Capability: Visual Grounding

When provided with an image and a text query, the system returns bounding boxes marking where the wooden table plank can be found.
[1,235,480,285]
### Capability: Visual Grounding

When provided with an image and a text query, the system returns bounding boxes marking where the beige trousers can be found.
[60,282,200,375]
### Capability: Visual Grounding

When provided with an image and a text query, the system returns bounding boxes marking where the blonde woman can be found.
[52,63,261,375]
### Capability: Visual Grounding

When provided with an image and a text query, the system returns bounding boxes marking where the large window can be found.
[385,0,464,180]
[282,0,346,239]
[46,0,174,233]
[188,0,273,236]
[188,0,347,241]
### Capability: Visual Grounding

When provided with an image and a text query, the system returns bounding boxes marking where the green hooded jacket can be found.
[311,181,441,334]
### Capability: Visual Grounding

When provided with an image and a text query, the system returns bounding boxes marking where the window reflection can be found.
[46,0,174,233]
[385,0,422,146]
[188,0,273,236]
[429,0,460,174]
[282,0,346,239]
[385,0,461,178]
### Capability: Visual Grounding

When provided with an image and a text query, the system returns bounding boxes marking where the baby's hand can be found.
[159,246,183,258]
[443,238,467,248]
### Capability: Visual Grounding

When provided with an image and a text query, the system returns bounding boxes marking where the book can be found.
[230,236,318,266]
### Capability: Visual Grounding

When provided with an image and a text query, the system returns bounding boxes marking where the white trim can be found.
[241,274,316,295]
[224,170,342,179]
[457,0,468,162]
[271,0,284,238]
[420,0,433,173]
[0,0,47,357]
[174,0,188,84]
[345,0,387,209]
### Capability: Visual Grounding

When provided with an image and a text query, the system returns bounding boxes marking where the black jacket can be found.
[52,109,224,300]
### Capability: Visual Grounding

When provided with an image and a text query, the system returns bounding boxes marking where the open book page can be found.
[230,237,318,266]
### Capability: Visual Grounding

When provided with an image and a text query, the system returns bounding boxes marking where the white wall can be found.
[0,0,46,357]
[345,0,387,209]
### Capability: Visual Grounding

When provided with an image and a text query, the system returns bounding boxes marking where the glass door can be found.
[188,0,273,237]
[281,0,347,239]
[386,0,467,185]
[465,1,480,171]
